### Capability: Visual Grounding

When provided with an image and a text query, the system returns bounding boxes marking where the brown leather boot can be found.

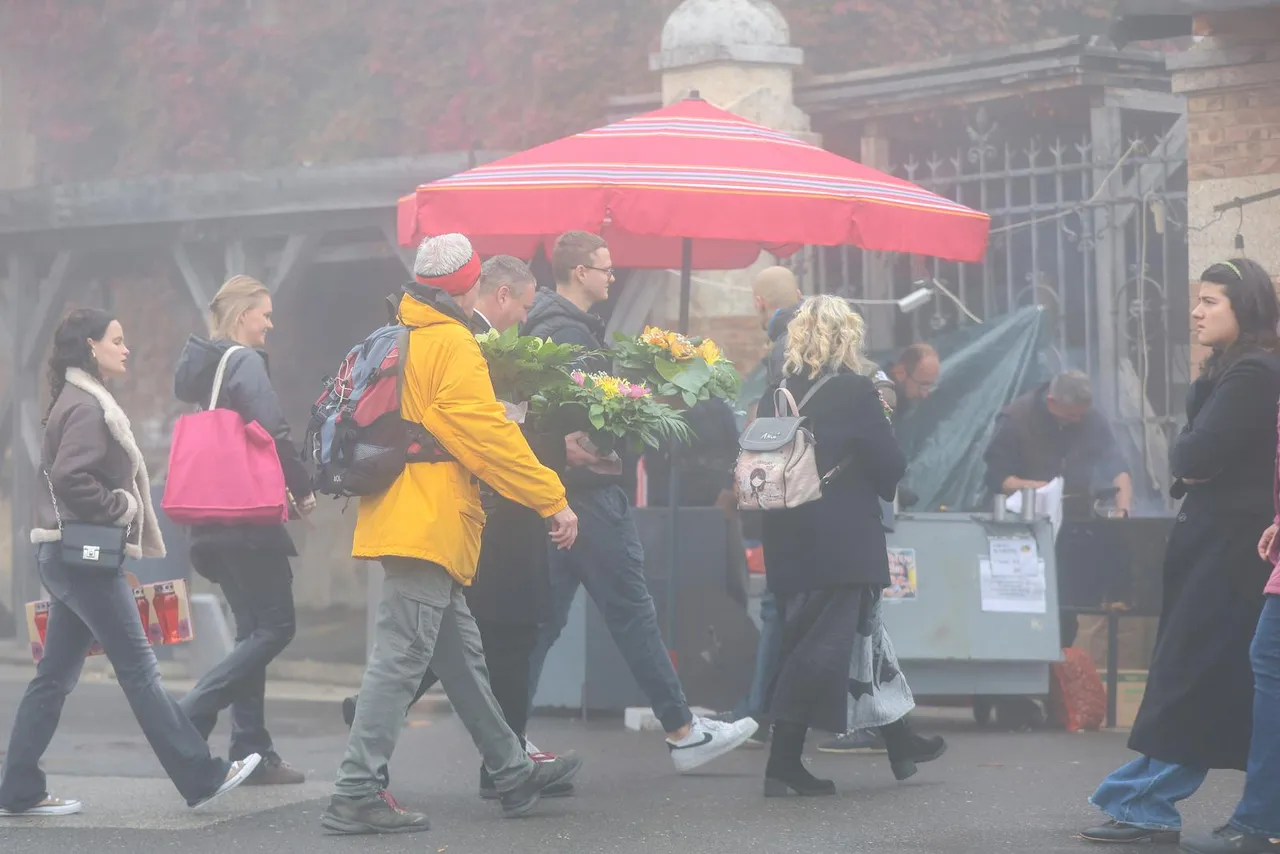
[244,752,306,785]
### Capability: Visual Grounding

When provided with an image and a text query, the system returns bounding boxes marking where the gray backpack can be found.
[734,376,851,510]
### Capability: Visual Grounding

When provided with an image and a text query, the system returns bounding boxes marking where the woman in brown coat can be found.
[0,309,260,817]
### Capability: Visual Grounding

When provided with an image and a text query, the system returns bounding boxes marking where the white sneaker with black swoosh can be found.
[667,716,759,773]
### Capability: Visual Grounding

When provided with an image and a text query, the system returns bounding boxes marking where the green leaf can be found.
[589,412,605,430]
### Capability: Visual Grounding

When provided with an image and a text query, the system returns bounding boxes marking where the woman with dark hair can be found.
[0,309,260,817]
[174,275,315,785]
[1081,259,1280,844]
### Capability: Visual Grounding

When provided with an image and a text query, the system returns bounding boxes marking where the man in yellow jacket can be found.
[322,234,582,836]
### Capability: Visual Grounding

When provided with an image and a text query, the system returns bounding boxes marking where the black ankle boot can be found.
[878,718,947,781]
[764,722,836,797]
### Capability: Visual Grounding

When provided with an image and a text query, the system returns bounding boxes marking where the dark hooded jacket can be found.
[763,302,802,387]
[521,288,619,491]
[174,337,312,555]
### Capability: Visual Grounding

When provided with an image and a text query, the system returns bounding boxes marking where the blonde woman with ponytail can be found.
[754,295,946,797]
[172,275,316,785]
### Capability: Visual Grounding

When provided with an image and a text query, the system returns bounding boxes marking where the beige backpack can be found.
[734,376,852,511]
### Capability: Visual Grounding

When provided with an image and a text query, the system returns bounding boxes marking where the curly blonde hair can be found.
[782,295,871,380]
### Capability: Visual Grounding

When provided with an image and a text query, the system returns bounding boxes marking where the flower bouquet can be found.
[612,326,742,408]
[543,371,692,458]
[475,326,586,423]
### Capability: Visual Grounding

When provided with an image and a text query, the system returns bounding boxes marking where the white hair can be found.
[1049,370,1093,407]
[414,233,474,278]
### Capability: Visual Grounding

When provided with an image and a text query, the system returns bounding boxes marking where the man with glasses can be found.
[880,343,941,420]
[521,231,759,773]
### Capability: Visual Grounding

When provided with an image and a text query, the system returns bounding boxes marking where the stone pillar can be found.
[644,0,816,368]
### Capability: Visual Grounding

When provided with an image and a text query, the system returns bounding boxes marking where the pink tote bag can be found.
[162,345,289,526]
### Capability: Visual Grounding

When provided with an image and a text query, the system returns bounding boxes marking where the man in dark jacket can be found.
[982,369,1132,649]
[983,370,1131,511]
[522,231,759,772]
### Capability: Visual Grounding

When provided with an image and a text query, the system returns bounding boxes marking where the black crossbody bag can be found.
[43,471,129,573]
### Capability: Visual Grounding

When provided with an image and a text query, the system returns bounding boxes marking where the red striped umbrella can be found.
[398,95,990,269]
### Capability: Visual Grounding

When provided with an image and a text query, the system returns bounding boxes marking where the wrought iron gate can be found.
[793,109,1190,501]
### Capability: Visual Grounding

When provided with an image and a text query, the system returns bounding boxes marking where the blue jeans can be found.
[0,544,229,809]
[1091,755,1207,831]
[1231,593,1280,836]
[526,484,692,733]
[732,589,780,720]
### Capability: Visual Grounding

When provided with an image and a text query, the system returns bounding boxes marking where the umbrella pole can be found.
[665,239,693,661]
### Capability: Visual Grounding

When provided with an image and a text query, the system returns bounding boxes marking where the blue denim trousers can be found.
[0,544,228,810]
[1231,593,1280,836]
[732,589,781,720]
[526,484,692,733]
[1091,755,1207,831]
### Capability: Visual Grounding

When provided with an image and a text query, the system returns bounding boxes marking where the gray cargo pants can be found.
[334,557,535,798]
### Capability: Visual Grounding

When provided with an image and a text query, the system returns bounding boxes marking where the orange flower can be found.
[666,332,696,360]
[640,326,668,347]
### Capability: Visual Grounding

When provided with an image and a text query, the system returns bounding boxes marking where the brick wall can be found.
[1177,7,1280,381]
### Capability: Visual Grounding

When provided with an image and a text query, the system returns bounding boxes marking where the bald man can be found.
[751,266,804,386]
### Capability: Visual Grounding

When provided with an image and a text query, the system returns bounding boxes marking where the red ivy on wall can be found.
[1,0,1112,183]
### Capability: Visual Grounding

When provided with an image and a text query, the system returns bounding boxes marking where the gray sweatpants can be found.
[334,557,534,798]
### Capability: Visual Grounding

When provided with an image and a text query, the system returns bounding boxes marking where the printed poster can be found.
[979,536,1047,614]
[884,547,918,601]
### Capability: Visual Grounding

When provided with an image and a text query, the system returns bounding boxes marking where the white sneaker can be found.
[667,716,759,773]
[0,796,83,817]
[191,753,262,809]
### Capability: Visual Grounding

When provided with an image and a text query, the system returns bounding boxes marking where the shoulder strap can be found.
[209,345,245,410]
[795,374,836,411]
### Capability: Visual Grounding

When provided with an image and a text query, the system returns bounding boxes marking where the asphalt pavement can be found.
[0,674,1249,854]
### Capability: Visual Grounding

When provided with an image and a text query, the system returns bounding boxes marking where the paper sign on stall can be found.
[979,536,1047,613]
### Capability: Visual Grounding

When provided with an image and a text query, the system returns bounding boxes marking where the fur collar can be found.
[63,368,166,559]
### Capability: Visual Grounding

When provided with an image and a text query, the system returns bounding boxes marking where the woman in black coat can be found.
[1082,259,1280,844]
[756,295,943,797]
[172,275,316,786]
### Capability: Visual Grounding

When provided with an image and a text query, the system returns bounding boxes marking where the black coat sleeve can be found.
[982,414,1023,495]
[1171,360,1277,482]
[831,375,907,502]
[223,350,314,498]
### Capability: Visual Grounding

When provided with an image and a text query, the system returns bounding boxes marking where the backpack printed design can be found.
[305,322,450,498]
[734,376,850,511]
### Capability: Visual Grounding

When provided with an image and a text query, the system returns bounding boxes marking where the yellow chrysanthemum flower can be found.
[697,339,722,364]
[592,374,624,398]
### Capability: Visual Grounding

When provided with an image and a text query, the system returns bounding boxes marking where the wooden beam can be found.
[21,250,76,370]
[7,251,39,623]
[1091,101,1126,413]
[224,239,248,276]
[172,243,215,313]
[267,233,319,297]
[1111,113,1188,232]
[1102,87,1187,114]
